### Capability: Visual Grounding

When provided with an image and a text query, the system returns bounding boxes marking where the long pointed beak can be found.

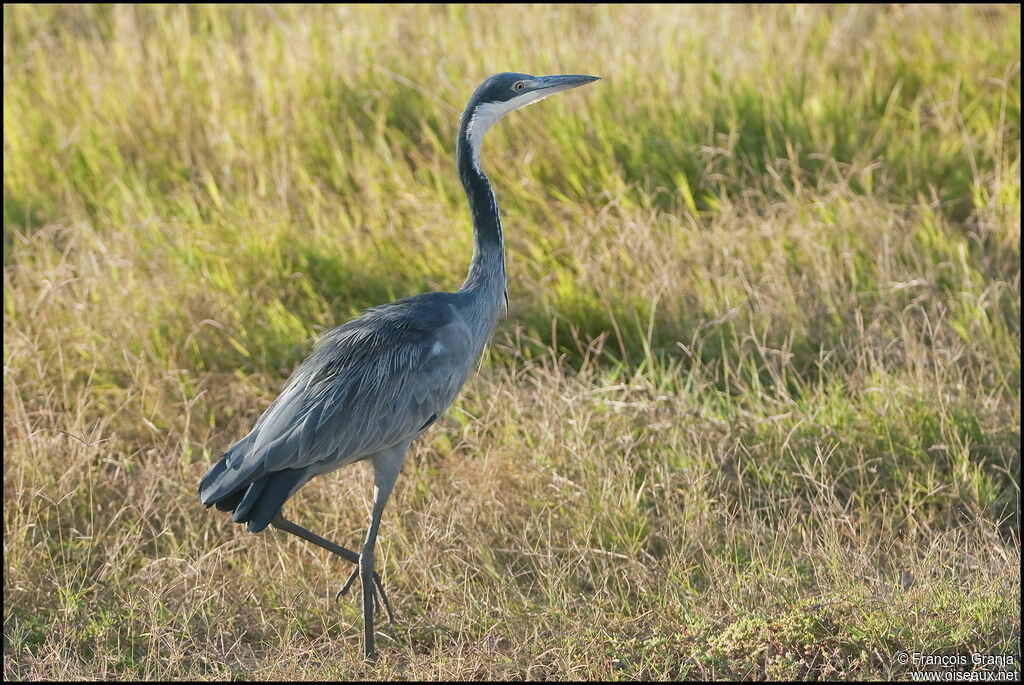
[530,74,601,96]
[511,74,599,112]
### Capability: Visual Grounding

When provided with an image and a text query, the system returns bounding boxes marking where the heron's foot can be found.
[336,566,395,624]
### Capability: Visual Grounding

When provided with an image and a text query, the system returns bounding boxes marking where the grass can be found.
[3,3,1020,680]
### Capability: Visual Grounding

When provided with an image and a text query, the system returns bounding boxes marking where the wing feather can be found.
[243,293,473,475]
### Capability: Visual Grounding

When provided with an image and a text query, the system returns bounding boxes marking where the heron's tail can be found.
[199,438,309,533]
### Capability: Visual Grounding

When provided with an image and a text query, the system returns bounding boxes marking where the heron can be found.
[198,71,599,661]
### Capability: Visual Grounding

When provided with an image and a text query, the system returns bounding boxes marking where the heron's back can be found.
[199,291,482,531]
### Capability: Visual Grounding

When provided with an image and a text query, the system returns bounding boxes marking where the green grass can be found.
[3,4,1020,680]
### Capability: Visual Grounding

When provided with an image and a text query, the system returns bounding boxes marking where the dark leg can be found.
[358,444,406,661]
[270,514,392,621]
[339,562,394,623]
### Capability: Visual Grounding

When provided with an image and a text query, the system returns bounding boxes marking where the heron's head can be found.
[461,72,599,168]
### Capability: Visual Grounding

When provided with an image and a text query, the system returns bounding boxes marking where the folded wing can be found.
[198,293,473,529]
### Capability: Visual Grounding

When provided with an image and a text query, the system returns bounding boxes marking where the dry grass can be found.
[4,4,1020,680]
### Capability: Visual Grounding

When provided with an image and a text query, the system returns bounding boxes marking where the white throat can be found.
[464,90,558,170]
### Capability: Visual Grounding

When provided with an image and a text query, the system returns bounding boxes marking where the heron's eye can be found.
[514,81,525,92]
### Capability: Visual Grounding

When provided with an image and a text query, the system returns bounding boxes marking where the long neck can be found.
[456,106,508,315]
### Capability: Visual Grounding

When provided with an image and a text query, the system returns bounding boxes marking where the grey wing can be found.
[290,316,474,470]
[245,314,472,474]
[198,297,476,509]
